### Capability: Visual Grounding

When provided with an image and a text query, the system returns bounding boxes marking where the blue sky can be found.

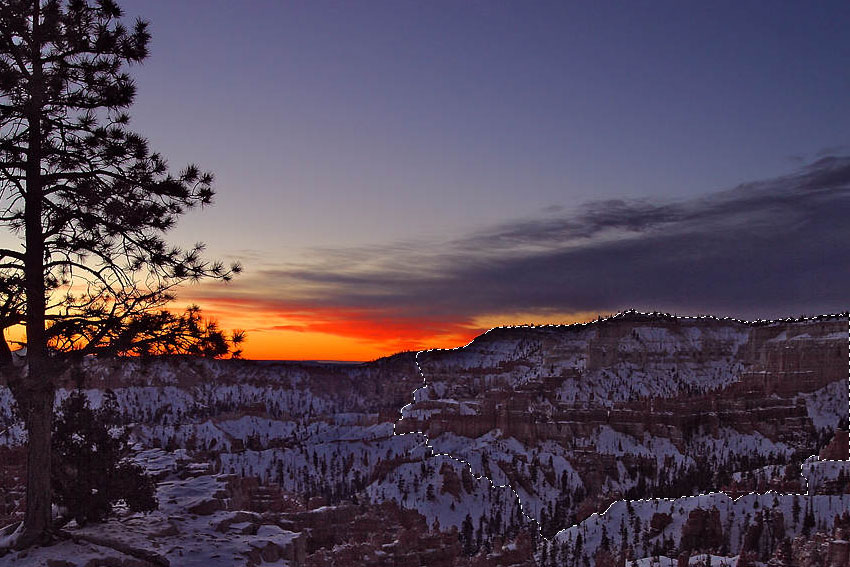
[116,1,850,358]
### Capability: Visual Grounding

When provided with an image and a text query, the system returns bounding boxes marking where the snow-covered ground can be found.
[3,471,303,566]
[0,314,845,564]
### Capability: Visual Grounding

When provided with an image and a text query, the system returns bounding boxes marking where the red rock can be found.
[821,431,850,461]
[440,462,462,499]
[680,507,723,552]
[649,512,673,537]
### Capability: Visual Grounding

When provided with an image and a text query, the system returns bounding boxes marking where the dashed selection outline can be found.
[390,309,850,542]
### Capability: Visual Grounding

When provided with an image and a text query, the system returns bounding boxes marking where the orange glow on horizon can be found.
[193,297,604,361]
[201,301,486,361]
[2,294,604,362]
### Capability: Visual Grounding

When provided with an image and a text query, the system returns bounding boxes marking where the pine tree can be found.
[52,389,156,525]
[477,514,486,551]
[0,0,241,547]
[802,502,815,536]
[561,540,572,567]
[633,515,642,546]
[791,495,801,524]
[619,517,628,548]
[461,513,475,555]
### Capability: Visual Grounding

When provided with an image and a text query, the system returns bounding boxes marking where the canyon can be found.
[0,311,846,566]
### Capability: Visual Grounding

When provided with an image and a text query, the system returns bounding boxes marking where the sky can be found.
[113,1,850,361]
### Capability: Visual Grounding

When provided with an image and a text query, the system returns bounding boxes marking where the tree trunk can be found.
[16,0,52,548]
[16,379,53,547]
[0,333,12,366]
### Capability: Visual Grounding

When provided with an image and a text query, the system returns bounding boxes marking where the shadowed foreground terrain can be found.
[0,312,847,566]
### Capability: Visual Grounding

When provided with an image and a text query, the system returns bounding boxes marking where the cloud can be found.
[187,155,850,345]
[817,145,847,157]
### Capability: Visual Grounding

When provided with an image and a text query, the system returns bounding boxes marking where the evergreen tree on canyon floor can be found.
[0,0,242,548]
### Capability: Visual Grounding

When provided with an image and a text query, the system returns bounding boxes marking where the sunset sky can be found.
[117,1,850,361]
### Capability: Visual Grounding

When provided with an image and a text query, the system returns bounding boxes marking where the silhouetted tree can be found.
[0,0,240,547]
[52,389,156,525]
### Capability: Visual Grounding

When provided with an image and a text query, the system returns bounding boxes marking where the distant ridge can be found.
[475,308,850,332]
[254,359,365,366]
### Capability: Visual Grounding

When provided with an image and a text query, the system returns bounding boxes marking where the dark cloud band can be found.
[192,155,850,330]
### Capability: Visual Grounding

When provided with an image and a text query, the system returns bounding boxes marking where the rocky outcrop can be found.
[400,313,848,529]
[406,314,846,444]
[649,512,673,538]
[821,431,850,461]
[679,507,723,552]
[293,501,535,567]
[790,517,850,567]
